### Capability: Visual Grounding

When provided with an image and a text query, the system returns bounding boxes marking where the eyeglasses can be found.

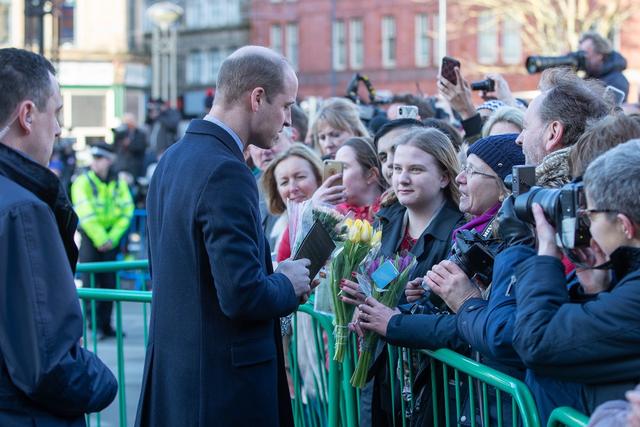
[461,164,496,179]
[577,208,619,225]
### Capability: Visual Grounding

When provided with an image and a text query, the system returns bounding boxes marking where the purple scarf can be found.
[452,202,501,240]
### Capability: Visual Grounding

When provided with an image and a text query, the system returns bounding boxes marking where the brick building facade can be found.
[250,0,640,102]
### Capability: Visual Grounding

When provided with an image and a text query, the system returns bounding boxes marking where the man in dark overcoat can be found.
[135,46,312,426]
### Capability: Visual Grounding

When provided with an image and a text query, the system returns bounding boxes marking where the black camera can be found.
[449,229,496,286]
[525,51,586,74]
[470,78,495,92]
[505,166,590,249]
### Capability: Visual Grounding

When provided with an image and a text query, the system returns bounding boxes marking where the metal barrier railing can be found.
[547,407,589,427]
[76,260,151,427]
[288,304,340,427]
[420,348,540,427]
[74,260,589,427]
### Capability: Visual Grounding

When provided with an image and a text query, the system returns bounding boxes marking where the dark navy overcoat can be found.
[135,120,297,427]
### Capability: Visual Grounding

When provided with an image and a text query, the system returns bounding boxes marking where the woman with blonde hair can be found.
[340,128,464,426]
[309,97,370,159]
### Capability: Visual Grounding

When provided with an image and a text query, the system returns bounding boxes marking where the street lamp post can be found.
[146,1,183,107]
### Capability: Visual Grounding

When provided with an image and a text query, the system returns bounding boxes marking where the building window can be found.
[286,23,299,69]
[270,24,282,54]
[415,14,429,67]
[477,11,498,65]
[432,14,439,65]
[501,18,522,64]
[210,48,225,82]
[71,94,106,128]
[185,0,204,28]
[349,18,363,70]
[332,20,346,71]
[59,1,76,45]
[0,0,10,44]
[381,16,396,68]
[186,51,204,85]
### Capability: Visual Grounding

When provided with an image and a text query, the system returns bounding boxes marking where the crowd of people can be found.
[1,28,640,427]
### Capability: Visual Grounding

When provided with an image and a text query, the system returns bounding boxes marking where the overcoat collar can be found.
[185,119,245,163]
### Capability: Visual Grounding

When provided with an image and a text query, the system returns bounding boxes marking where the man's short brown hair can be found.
[216,48,290,104]
[538,67,612,148]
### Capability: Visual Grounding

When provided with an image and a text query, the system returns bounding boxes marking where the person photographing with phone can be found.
[333,137,385,222]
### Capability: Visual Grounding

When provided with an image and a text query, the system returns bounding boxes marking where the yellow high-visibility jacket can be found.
[71,170,134,248]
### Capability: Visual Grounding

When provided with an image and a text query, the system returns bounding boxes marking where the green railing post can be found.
[77,260,151,427]
[547,407,589,427]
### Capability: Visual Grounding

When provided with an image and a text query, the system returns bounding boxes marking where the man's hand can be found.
[425,260,480,313]
[311,174,347,205]
[532,204,562,259]
[574,239,611,294]
[405,277,426,303]
[496,196,536,247]
[98,240,114,252]
[438,67,475,120]
[358,297,400,337]
[276,258,311,301]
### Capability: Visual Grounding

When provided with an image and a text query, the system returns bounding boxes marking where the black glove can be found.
[496,196,536,247]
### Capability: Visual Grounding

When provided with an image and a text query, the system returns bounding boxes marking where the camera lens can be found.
[514,187,561,225]
[470,79,495,92]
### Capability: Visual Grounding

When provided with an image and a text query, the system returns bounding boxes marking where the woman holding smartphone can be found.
[333,137,385,222]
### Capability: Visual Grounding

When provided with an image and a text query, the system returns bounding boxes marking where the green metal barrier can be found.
[547,407,589,427]
[368,346,542,427]
[288,304,341,427]
[76,260,151,427]
[73,262,572,427]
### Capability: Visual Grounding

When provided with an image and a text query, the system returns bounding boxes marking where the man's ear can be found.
[618,213,637,240]
[544,120,565,153]
[250,87,266,112]
[17,101,36,134]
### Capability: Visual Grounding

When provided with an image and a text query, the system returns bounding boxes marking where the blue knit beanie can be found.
[466,133,525,180]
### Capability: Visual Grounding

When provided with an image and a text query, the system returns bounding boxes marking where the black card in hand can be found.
[293,220,336,280]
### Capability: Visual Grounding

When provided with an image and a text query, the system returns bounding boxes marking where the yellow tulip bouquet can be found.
[330,218,382,362]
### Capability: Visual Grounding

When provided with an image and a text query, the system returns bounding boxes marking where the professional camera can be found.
[525,51,586,74]
[470,78,495,92]
[448,229,496,286]
[505,165,590,249]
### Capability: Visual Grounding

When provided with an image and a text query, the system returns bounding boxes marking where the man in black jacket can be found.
[579,31,630,102]
[0,48,117,426]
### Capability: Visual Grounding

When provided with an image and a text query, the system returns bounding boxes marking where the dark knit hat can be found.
[466,133,525,180]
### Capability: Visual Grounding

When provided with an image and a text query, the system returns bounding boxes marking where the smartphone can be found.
[604,85,625,106]
[441,56,461,85]
[323,160,343,185]
[396,105,419,120]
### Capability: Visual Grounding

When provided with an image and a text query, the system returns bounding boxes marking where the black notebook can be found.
[293,220,336,280]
